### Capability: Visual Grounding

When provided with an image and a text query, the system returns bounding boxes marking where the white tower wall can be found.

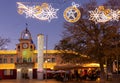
[37,34,44,80]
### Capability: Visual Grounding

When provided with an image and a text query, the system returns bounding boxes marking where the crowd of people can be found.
[53,68,100,81]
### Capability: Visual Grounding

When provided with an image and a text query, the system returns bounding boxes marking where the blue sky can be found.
[0,0,106,50]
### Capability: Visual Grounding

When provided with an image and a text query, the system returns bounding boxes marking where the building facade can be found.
[0,28,61,79]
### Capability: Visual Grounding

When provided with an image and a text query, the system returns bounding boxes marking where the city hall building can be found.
[0,27,111,80]
[0,28,61,79]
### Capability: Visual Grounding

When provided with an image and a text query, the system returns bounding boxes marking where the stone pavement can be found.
[0,79,61,83]
[0,79,120,83]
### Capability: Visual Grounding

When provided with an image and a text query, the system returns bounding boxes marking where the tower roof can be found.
[20,27,32,40]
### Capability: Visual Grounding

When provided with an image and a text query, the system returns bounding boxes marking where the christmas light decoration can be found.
[72,2,80,8]
[24,6,37,18]
[109,9,120,21]
[89,6,120,23]
[17,2,59,22]
[63,2,81,23]
[36,5,59,22]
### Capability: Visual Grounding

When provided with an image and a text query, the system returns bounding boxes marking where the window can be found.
[52,58,55,62]
[44,58,51,62]
[47,58,51,62]
[0,58,2,63]
[23,58,27,63]
[4,70,10,75]
[44,58,48,62]
[36,58,37,62]
[30,45,33,51]
[24,33,29,39]
[28,58,32,62]
[3,58,7,63]
[17,58,19,63]
[10,70,13,75]
[10,58,14,63]
[18,45,20,51]
[4,70,7,75]
[43,58,46,62]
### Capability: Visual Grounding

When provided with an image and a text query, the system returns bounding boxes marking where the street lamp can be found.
[45,35,48,81]
[45,58,50,81]
[45,60,48,81]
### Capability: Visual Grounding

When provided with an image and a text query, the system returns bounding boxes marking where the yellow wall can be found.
[0,63,56,70]
[34,63,56,70]
[33,50,61,54]
[0,50,60,54]
[0,50,17,55]
[0,64,15,69]
[0,50,57,70]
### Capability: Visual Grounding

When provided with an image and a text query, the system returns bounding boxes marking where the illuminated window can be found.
[43,58,46,62]
[24,33,29,39]
[44,58,49,62]
[47,58,50,62]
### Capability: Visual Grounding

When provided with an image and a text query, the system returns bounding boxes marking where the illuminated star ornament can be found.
[109,9,120,21]
[17,2,59,22]
[63,2,81,23]
[24,6,37,18]
[89,6,120,23]
[39,5,59,22]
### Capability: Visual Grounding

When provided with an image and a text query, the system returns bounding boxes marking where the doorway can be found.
[21,67,29,79]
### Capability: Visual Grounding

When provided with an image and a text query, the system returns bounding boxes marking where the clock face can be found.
[23,43,28,49]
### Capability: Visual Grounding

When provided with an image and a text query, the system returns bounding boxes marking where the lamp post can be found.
[45,35,48,81]
[45,60,47,81]
[46,35,48,58]
[116,45,119,75]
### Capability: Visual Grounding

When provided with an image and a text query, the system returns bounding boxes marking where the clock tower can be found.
[16,27,36,63]
[16,27,36,79]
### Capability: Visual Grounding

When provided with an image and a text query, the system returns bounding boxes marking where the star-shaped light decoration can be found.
[89,6,120,23]
[23,6,37,18]
[89,8,110,23]
[41,5,59,22]
[67,9,76,19]
[109,9,120,21]
[17,2,59,22]
[89,8,101,23]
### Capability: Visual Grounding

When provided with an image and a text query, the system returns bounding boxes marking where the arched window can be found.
[30,45,33,51]
[23,58,27,63]
[28,57,32,62]
[18,45,20,51]
[20,28,32,40]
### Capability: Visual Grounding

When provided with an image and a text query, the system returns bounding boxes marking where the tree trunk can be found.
[99,60,106,83]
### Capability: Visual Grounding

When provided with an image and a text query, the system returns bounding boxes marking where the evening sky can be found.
[0,0,105,50]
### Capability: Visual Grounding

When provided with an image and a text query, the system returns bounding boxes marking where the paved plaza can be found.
[0,79,120,83]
